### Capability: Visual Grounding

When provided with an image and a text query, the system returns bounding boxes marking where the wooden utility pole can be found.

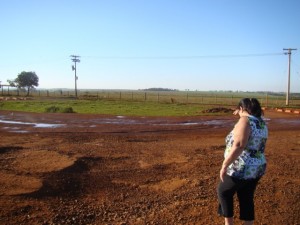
[283,48,297,106]
[70,55,80,98]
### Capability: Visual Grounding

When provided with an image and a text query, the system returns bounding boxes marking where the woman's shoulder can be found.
[238,116,250,124]
[234,116,251,131]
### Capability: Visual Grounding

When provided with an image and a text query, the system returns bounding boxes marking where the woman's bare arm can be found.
[220,116,250,182]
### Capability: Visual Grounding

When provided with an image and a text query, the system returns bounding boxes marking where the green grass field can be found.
[0,99,233,116]
[1,90,299,116]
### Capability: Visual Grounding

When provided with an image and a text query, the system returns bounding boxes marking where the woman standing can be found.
[217,98,268,225]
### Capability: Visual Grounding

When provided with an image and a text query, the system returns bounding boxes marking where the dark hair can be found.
[237,98,263,117]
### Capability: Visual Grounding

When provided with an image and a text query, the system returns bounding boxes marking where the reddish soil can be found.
[0,110,299,225]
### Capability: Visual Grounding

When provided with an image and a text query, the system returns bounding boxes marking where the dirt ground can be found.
[0,109,299,225]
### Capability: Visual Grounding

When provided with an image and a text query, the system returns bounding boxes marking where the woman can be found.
[217,98,268,225]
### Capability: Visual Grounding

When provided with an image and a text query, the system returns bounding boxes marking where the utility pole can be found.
[283,48,297,106]
[70,55,80,98]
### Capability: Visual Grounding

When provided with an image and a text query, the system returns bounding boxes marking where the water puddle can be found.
[88,117,233,127]
[0,119,65,128]
[276,118,300,125]
[0,114,298,133]
[156,120,230,126]
[90,118,143,125]
[11,130,30,133]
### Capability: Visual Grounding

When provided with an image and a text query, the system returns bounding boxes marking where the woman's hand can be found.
[233,109,239,115]
[220,166,227,182]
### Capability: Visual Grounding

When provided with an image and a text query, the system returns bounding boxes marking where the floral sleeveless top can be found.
[224,115,268,179]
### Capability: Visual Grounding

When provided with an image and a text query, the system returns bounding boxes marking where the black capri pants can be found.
[217,174,260,221]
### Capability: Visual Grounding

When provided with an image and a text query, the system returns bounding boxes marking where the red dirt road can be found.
[0,110,299,225]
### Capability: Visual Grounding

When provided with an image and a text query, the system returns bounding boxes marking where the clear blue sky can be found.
[1,0,300,92]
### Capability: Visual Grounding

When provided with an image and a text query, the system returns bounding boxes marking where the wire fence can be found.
[1,87,300,108]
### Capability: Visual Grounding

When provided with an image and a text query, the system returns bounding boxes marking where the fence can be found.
[1,87,300,108]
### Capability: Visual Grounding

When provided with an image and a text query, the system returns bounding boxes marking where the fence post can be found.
[144,92,147,101]
[157,93,160,102]
[119,92,121,99]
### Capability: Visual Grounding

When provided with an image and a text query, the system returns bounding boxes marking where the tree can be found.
[8,71,39,96]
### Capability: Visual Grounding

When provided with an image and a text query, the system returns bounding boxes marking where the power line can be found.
[82,52,284,60]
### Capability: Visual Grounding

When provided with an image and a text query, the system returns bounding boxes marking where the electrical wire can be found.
[82,52,284,59]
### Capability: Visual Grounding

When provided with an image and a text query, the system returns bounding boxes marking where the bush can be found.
[45,106,60,113]
[45,106,75,113]
[61,107,75,113]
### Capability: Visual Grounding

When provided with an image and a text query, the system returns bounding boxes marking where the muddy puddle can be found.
[0,114,233,133]
[0,113,298,133]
